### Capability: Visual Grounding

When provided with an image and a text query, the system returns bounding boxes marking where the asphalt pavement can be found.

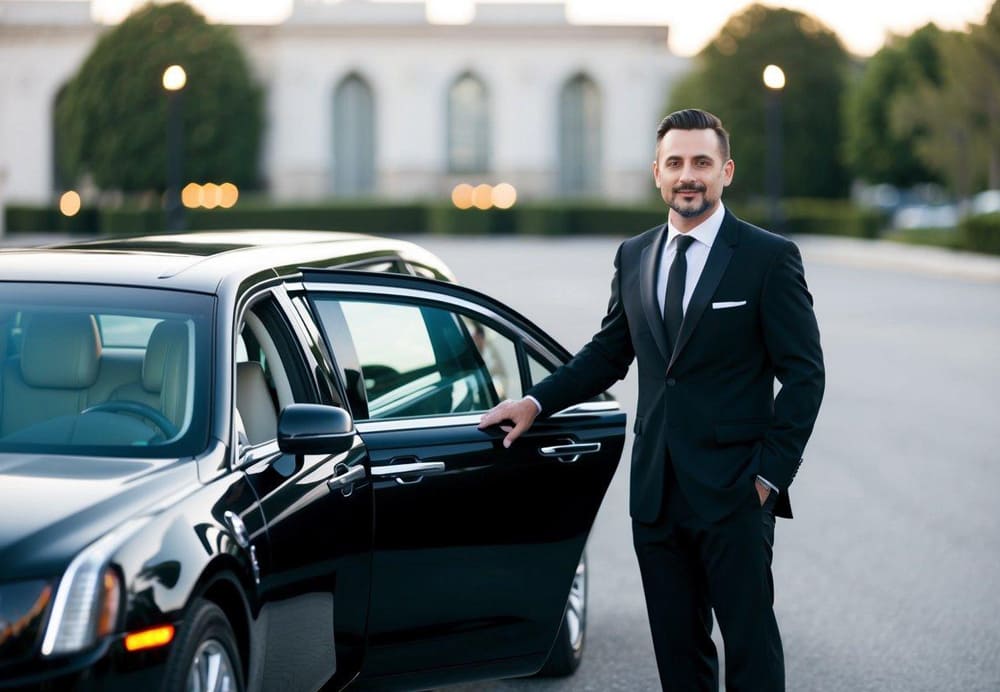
[404,234,1000,692]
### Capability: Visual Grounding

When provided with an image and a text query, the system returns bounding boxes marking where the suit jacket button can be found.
[666,378,676,387]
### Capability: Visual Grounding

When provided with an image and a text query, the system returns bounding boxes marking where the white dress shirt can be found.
[656,203,726,318]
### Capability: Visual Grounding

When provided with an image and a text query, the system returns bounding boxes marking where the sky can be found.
[85,0,994,56]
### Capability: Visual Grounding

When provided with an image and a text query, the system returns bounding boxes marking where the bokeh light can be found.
[491,183,517,210]
[181,182,202,209]
[472,184,493,210]
[162,64,187,91]
[59,191,81,217]
[452,183,474,210]
[763,64,786,90]
[219,182,239,209]
[201,182,220,209]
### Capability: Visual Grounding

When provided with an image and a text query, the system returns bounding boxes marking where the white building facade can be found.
[0,0,686,211]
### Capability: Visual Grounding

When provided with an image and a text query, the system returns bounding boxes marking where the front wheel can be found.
[536,551,587,677]
[162,599,244,692]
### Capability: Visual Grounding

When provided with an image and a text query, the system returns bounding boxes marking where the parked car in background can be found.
[0,231,625,691]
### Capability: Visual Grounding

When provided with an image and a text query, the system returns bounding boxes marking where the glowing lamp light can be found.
[451,183,474,210]
[763,64,786,90]
[472,184,493,210]
[162,65,187,91]
[59,191,82,217]
[219,182,239,209]
[201,182,220,209]
[124,624,175,652]
[491,183,517,210]
[181,183,202,209]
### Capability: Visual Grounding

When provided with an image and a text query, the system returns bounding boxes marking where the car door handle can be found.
[327,464,366,496]
[371,461,446,485]
[539,442,602,463]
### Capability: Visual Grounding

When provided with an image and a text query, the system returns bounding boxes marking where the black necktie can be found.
[664,234,695,353]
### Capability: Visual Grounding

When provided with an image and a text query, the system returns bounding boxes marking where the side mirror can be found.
[277,404,355,455]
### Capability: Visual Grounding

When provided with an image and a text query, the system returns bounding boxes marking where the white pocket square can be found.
[712,300,747,309]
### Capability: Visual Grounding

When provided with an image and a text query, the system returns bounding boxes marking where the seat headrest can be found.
[143,320,188,392]
[20,313,101,389]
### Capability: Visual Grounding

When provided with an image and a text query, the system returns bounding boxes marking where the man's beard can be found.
[668,184,714,218]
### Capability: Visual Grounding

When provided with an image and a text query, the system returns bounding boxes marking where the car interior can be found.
[0,310,192,448]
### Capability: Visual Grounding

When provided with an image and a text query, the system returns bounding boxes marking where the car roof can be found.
[0,230,453,294]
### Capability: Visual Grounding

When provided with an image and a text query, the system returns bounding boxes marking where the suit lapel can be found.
[639,223,670,363]
[667,212,740,373]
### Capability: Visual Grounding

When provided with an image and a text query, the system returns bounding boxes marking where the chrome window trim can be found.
[355,401,620,434]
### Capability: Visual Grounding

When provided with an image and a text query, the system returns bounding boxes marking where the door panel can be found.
[235,294,373,690]
[302,270,625,684]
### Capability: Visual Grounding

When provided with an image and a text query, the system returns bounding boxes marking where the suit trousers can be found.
[632,463,784,692]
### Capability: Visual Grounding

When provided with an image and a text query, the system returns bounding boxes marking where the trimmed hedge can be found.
[961,213,1000,255]
[0,198,896,246]
[731,199,885,239]
[4,204,99,234]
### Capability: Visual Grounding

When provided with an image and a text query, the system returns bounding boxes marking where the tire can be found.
[162,599,245,692]
[536,551,587,677]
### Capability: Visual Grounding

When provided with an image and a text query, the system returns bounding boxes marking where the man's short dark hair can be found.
[656,109,731,160]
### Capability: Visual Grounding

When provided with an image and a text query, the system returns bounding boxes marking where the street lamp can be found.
[163,65,187,231]
[763,64,785,233]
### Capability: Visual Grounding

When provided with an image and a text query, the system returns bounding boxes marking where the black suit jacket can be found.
[528,211,825,523]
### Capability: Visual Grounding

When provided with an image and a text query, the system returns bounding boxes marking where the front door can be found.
[234,292,372,691]
[302,270,625,688]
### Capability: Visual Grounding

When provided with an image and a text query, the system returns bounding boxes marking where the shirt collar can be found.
[666,202,726,251]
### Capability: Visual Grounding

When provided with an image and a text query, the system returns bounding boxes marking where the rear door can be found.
[299,270,625,688]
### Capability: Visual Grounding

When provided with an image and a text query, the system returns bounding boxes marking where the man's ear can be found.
[652,160,661,188]
[723,159,735,187]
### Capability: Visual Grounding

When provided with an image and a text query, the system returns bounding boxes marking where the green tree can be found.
[668,4,850,199]
[890,2,1000,197]
[56,2,262,193]
[842,24,945,186]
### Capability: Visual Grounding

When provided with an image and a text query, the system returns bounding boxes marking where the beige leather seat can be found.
[0,313,101,436]
[111,320,189,429]
[236,361,277,445]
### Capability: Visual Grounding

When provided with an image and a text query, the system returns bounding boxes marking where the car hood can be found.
[0,454,200,581]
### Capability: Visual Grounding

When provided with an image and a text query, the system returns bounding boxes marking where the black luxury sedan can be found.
[0,231,625,692]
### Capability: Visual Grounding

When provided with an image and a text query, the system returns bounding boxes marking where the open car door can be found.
[299,269,625,690]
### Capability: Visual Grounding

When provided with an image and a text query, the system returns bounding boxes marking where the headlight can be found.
[0,579,54,663]
[40,518,146,656]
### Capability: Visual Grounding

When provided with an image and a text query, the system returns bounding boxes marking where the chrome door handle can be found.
[539,442,602,463]
[371,461,446,485]
[328,464,366,496]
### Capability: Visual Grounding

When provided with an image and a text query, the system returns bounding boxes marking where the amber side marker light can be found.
[124,624,175,652]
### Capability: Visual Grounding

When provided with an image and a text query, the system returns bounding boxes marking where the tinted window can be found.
[317,299,500,420]
[0,283,213,458]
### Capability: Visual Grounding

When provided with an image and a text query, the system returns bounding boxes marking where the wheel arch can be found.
[189,558,256,683]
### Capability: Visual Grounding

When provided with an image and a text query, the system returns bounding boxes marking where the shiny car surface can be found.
[0,230,625,692]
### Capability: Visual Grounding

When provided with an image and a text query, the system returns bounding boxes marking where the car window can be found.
[463,317,521,401]
[0,284,212,458]
[319,299,507,420]
[528,353,554,387]
[235,297,314,445]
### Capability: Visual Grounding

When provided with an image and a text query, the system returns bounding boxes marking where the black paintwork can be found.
[0,231,624,692]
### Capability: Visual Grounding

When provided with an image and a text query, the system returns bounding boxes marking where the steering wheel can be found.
[82,400,179,439]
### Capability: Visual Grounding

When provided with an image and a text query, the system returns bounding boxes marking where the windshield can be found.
[0,283,213,458]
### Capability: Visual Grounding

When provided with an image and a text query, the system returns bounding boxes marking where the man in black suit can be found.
[479,109,824,691]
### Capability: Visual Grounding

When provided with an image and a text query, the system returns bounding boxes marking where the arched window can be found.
[447,73,490,173]
[333,73,375,196]
[558,74,602,196]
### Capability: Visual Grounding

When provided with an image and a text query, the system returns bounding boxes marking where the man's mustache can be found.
[673,184,706,193]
